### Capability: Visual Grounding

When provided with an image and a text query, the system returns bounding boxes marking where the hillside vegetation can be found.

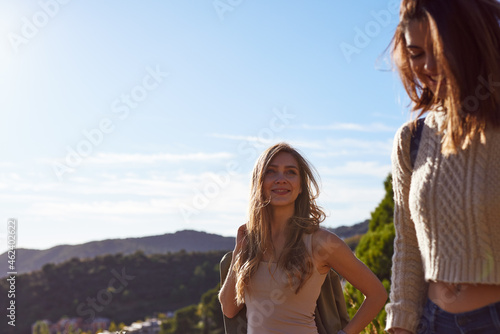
[0,230,234,275]
[1,224,368,277]
[5,213,372,334]
[0,250,227,334]
[344,174,395,333]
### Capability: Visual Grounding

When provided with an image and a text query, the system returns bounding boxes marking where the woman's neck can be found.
[270,205,294,236]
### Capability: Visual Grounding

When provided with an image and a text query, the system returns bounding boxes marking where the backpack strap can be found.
[410,117,425,169]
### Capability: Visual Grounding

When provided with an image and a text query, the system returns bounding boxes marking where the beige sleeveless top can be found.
[244,233,327,334]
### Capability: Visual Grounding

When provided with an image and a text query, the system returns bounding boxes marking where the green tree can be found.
[160,319,175,334]
[356,224,395,282]
[344,234,363,251]
[66,324,76,334]
[32,321,50,334]
[344,174,394,333]
[356,174,394,282]
[108,321,117,332]
[198,284,224,333]
[169,304,201,334]
[4,249,226,333]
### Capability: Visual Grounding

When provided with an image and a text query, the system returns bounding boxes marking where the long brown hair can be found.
[392,0,500,153]
[233,142,325,305]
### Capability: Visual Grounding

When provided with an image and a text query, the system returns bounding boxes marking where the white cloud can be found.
[314,138,392,157]
[319,161,391,178]
[287,139,325,150]
[207,136,393,157]
[0,162,17,168]
[315,178,386,226]
[208,134,327,152]
[325,138,393,150]
[30,199,179,216]
[86,152,234,165]
[319,178,383,203]
[42,152,234,168]
[1,149,390,249]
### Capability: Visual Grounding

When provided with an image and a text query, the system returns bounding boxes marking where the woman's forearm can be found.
[218,251,243,318]
[342,286,387,334]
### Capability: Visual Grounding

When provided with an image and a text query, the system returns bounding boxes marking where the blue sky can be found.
[0,0,413,250]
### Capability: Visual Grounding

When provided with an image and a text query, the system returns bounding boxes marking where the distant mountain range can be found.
[1,222,368,276]
[329,219,369,239]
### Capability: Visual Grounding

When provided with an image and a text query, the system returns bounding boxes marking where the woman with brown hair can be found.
[219,142,387,334]
[386,0,500,333]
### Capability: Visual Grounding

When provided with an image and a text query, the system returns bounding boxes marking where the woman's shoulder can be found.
[393,113,443,161]
[392,119,419,172]
[310,228,355,270]
[394,112,438,139]
[394,112,442,141]
[394,119,414,145]
[311,228,344,248]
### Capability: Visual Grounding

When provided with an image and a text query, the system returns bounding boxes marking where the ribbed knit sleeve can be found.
[385,123,428,334]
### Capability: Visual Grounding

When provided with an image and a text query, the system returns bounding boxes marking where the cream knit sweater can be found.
[385,110,500,333]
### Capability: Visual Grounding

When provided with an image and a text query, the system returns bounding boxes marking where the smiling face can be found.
[263,152,302,209]
[405,19,447,99]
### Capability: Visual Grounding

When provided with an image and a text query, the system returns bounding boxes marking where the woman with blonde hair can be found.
[386,0,500,333]
[219,142,387,334]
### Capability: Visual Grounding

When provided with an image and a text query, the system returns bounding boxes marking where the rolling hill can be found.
[0,222,368,276]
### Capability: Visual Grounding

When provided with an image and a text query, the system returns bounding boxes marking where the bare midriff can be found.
[428,281,500,313]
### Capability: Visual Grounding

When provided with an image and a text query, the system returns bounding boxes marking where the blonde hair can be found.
[392,0,500,154]
[233,143,325,305]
